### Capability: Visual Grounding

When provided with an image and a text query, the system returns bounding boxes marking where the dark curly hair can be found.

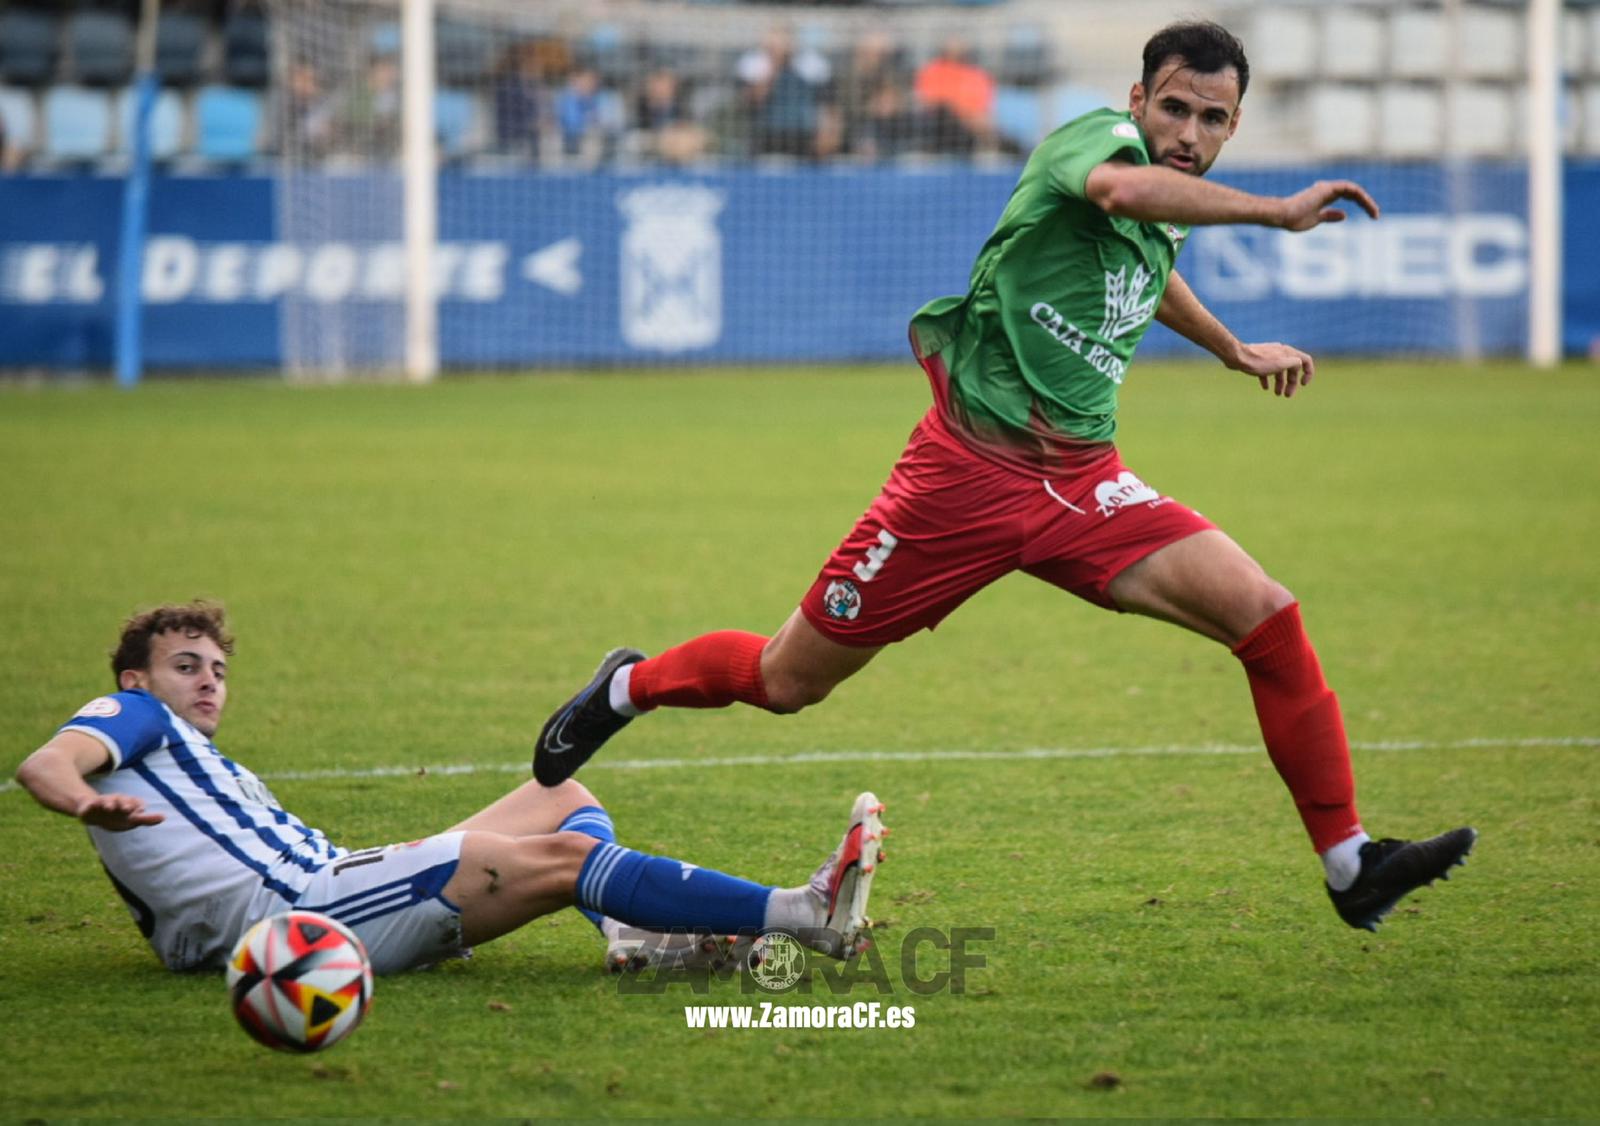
[1142,20,1250,101]
[111,601,235,683]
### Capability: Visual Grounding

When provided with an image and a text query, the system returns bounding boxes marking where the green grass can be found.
[1,361,1597,1119]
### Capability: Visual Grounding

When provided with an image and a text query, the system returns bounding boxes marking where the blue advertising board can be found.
[0,162,1594,369]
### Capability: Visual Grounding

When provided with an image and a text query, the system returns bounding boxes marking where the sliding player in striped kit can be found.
[534,21,1474,933]
[15,601,885,974]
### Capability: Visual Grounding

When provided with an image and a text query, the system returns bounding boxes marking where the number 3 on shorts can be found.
[852,529,899,582]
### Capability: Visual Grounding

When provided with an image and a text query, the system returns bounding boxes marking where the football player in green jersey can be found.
[536,21,1474,933]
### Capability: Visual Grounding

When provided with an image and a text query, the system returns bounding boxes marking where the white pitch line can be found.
[1,735,1594,795]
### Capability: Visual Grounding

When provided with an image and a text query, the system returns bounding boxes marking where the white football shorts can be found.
[255,831,467,974]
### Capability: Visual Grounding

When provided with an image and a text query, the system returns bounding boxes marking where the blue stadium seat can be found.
[370,21,401,58]
[0,8,61,87]
[155,12,208,87]
[223,10,270,87]
[115,86,185,161]
[43,85,114,163]
[194,84,263,163]
[435,88,478,159]
[0,86,39,157]
[994,85,1042,149]
[69,10,135,87]
[1047,84,1113,131]
[584,24,633,86]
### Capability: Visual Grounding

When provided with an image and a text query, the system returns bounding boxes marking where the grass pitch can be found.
[1,361,1596,1119]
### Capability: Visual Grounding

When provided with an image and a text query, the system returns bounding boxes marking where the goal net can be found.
[265,0,1557,378]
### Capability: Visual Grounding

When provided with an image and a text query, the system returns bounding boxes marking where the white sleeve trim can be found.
[59,724,124,770]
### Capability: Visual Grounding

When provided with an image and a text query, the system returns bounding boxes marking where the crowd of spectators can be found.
[425,23,1036,166]
[0,0,1064,170]
[275,23,1059,168]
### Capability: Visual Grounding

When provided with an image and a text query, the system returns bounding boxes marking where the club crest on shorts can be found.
[1094,471,1162,517]
[823,579,863,621]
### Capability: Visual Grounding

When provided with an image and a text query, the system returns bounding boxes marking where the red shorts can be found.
[799,410,1216,647]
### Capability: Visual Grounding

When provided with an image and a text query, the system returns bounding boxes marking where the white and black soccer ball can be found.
[226,910,373,1053]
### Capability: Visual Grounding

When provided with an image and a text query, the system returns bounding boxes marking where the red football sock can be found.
[628,630,772,711]
[1231,603,1363,853]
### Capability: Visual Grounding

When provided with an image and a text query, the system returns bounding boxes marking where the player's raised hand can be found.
[1277,180,1380,232]
[1228,341,1315,398]
[76,793,164,832]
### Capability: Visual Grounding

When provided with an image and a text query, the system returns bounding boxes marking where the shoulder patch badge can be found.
[1111,122,1139,139]
[75,696,122,719]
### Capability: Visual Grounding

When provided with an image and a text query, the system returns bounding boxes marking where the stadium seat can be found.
[155,12,208,87]
[1377,84,1443,157]
[1561,8,1589,80]
[993,85,1042,149]
[583,24,634,87]
[0,86,38,156]
[1589,10,1600,80]
[1460,7,1521,81]
[370,21,401,58]
[1387,9,1447,81]
[1447,84,1516,157]
[0,8,61,87]
[1583,85,1600,155]
[997,29,1051,88]
[69,10,135,87]
[43,84,114,163]
[1309,84,1375,157]
[115,86,185,161]
[438,21,494,86]
[435,88,479,159]
[1046,83,1112,131]
[223,10,270,87]
[194,84,263,163]
[1319,8,1383,81]
[1249,8,1317,82]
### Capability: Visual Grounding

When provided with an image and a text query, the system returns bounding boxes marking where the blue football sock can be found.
[576,842,774,934]
[559,805,616,930]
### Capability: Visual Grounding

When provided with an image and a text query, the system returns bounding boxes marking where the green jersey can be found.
[909,108,1189,470]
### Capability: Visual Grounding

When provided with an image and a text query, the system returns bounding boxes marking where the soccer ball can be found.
[226,910,374,1053]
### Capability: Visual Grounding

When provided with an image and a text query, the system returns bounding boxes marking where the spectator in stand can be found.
[738,27,837,160]
[914,36,996,155]
[636,67,710,165]
[337,52,402,160]
[841,31,917,161]
[271,61,336,159]
[556,64,622,165]
[493,39,553,161]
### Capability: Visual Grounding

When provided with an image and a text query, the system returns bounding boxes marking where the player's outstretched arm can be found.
[1158,270,1314,398]
[1086,162,1380,230]
[14,732,164,831]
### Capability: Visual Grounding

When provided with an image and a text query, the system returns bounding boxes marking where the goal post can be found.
[401,0,438,383]
[1526,0,1563,368]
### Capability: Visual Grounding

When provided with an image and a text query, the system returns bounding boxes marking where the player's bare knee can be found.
[1240,577,1297,636]
[762,669,836,714]
[550,777,600,814]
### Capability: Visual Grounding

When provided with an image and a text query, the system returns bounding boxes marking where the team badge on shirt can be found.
[823,580,863,621]
[74,696,123,718]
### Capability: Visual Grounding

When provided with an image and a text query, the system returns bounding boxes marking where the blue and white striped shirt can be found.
[61,689,344,970]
